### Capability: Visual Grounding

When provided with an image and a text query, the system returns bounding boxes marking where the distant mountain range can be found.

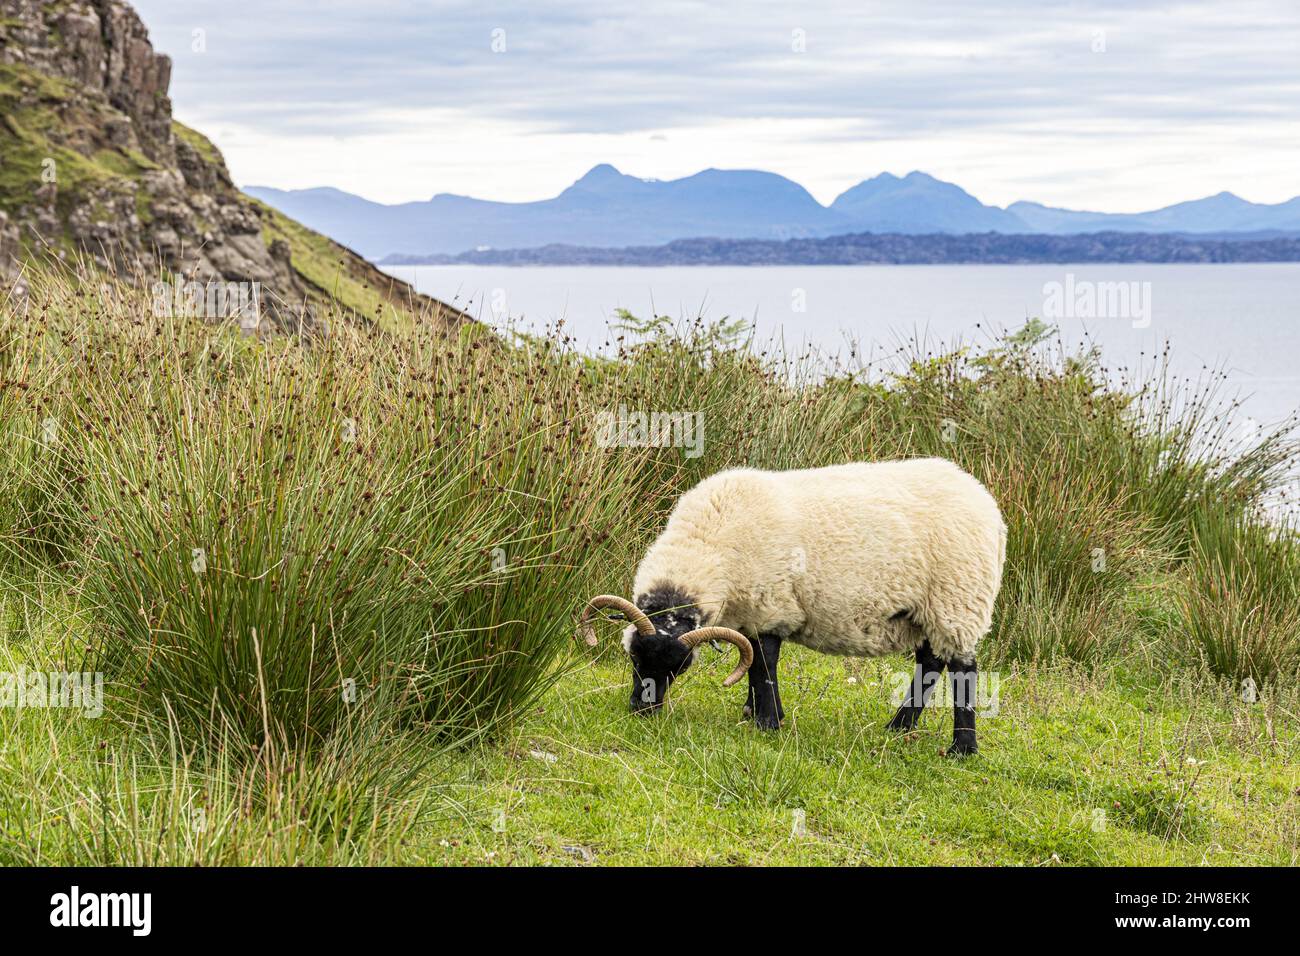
[244,167,1300,261]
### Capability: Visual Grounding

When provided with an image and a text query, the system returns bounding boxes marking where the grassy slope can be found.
[250,195,466,334]
[421,649,1297,866]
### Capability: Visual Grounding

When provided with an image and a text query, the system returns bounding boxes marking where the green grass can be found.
[5,587,1295,865]
[171,120,223,167]
[416,649,1298,866]
[1,270,1298,866]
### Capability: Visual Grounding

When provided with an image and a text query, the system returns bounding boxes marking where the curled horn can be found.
[577,594,654,647]
[677,627,754,687]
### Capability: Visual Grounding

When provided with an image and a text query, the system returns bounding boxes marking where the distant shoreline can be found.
[380,231,1300,267]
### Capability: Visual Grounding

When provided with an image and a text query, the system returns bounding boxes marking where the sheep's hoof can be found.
[945,731,978,757]
[742,703,753,719]
[754,712,782,731]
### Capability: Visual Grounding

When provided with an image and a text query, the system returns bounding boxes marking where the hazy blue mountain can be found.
[830,171,1025,233]
[244,186,409,258]
[1008,192,1300,234]
[244,166,1300,260]
[247,165,845,258]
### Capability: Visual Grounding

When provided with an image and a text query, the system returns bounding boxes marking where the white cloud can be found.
[135,0,1300,210]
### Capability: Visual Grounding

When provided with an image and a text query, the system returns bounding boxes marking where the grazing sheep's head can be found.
[624,586,703,712]
[577,587,753,715]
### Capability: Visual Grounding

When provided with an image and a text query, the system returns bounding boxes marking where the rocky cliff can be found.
[0,0,465,332]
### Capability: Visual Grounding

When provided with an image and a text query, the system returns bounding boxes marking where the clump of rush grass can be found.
[0,701,440,865]
[1170,509,1300,683]
[820,321,1299,681]
[5,263,649,754]
[0,294,82,570]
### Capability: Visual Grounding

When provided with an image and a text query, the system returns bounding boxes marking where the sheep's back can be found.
[773,458,1005,656]
[637,459,1005,655]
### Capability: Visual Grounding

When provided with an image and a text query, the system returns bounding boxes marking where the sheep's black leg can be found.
[746,634,784,730]
[887,640,945,732]
[946,656,978,756]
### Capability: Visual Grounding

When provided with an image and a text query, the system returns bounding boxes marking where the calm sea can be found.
[382,263,1300,430]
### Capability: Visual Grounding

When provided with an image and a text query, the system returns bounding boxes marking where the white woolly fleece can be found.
[631,458,1007,662]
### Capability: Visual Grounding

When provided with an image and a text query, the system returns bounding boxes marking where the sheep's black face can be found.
[626,586,700,713]
[627,633,694,712]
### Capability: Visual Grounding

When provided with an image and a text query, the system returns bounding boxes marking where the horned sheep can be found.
[578,457,1007,755]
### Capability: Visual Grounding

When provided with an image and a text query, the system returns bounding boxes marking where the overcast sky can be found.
[130,1,1300,211]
